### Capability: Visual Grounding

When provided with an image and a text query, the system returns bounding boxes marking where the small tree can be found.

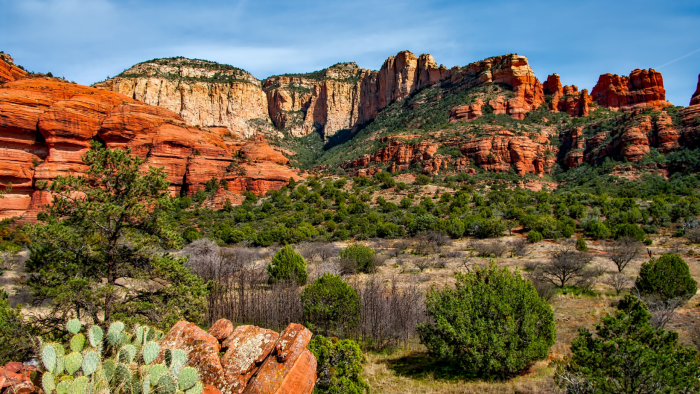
[575,237,588,252]
[556,295,700,394]
[606,237,642,272]
[26,143,207,329]
[308,335,369,394]
[267,245,307,285]
[340,244,376,274]
[301,274,360,337]
[531,247,594,288]
[635,253,697,304]
[417,263,555,377]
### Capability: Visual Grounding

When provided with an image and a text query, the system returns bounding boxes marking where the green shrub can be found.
[183,227,201,243]
[308,335,369,394]
[612,223,645,241]
[575,237,588,251]
[527,231,543,243]
[301,274,360,337]
[635,254,697,303]
[267,245,307,285]
[556,295,700,393]
[340,244,376,273]
[0,290,34,364]
[584,221,611,240]
[417,264,555,377]
[415,174,431,185]
[643,238,653,245]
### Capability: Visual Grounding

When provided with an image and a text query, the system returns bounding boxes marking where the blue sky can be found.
[1,0,699,105]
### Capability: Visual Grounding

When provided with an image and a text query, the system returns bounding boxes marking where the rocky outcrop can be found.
[0,362,37,394]
[691,74,700,106]
[158,319,315,394]
[449,99,484,122]
[0,54,27,83]
[559,110,685,168]
[0,77,301,220]
[93,58,276,139]
[591,69,671,111]
[342,130,556,176]
[542,74,591,117]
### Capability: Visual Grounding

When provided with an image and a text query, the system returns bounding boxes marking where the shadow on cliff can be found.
[323,127,356,151]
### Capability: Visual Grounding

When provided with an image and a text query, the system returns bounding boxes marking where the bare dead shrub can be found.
[339,258,357,275]
[318,243,339,260]
[605,237,642,272]
[418,231,451,247]
[605,273,633,295]
[687,228,700,244]
[510,238,529,257]
[414,257,434,272]
[530,277,557,302]
[443,250,462,259]
[472,239,509,257]
[530,246,594,288]
[386,248,401,258]
[644,296,686,329]
[298,241,325,262]
[372,253,388,268]
[0,251,17,271]
[393,239,412,251]
[354,276,426,350]
[309,261,342,281]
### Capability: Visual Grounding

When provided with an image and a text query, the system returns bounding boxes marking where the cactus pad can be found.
[70,333,86,353]
[65,351,84,376]
[42,371,56,393]
[82,350,100,376]
[177,367,198,391]
[171,350,187,369]
[56,380,71,394]
[55,354,65,375]
[185,382,203,394]
[113,363,132,386]
[155,373,177,394]
[69,376,89,394]
[103,359,116,381]
[142,342,159,365]
[42,343,57,373]
[66,319,82,335]
[119,344,137,364]
[87,326,104,348]
[148,364,168,386]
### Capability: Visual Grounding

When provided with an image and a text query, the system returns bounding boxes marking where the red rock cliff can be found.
[591,69,671,111]
[0,76,300,220]
[0,53,27,83]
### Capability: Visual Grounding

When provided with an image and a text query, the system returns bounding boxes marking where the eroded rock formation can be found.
[342,130,557,176]
[542,74,591,117]
[158,320,316,394]
[0,66,301,220]
[591,69,671,111]
[0,362,37,394]
[0,53,27,83]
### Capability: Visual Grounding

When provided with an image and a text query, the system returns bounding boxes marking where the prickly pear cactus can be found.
[38,320,204,394]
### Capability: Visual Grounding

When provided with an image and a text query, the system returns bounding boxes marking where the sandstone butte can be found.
[558,73,700,169]
[0,320,317,394]
[0,60,302,220]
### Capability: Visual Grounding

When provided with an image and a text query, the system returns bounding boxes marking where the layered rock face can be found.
[158,320,316,394]
[99,52,547,140]
[0,71,300,220]
[263,63,365,138]
[93,58,276,139]
[681,73,700,147]
[691,74,700,106]
[591,69,671,111]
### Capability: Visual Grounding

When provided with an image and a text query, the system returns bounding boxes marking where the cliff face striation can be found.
[0,58,301,220]
[93,58,277,139]
[0,53,27,83]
